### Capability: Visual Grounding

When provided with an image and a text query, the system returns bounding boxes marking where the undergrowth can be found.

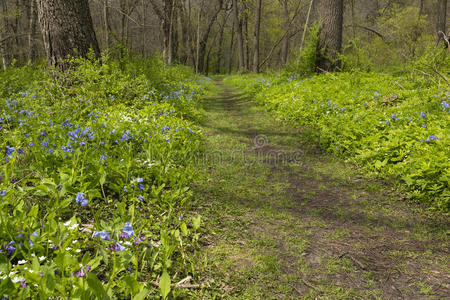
[0,55,209,298]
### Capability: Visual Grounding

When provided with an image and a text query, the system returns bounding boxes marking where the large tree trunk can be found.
[232,0,245,71]
[252,0,262,73]
[36,0,100,70]
[436,0,447,45]
[316,0,343,72]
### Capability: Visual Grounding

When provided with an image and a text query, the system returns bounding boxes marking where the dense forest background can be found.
[0,0,448,73]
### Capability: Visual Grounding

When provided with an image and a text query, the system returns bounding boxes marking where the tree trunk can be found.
[197,0,223,73]
[365,0,378,25]
[252,0,262,73]
[436,0,447,45]
[216,11,230,73]
[120,0,128,45]
[28,0,38,61]
[280,0,289,66]
[232,0,245,71]
[316,0,343,72]
[1,0,10,69]
[103,0,109,49]
[179,1,189,64]
[141,0,146,56]
[36,0,100,70]
[228,21,235,73]
[243,9,249,70]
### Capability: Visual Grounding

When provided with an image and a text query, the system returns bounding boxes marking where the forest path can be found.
[191,79,449,299]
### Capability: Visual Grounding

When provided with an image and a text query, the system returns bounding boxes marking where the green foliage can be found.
[286,24,320,76]
[341,5,435,72]
[0,55,207,298]
[225,72,450,212]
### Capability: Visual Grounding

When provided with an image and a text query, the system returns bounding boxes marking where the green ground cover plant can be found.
[225,53,449,212]
[0,55,208,298]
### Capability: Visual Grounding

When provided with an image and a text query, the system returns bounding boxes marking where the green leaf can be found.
[87,273,107,299]
[45,273,56,291]
[132,287,149,300]
[123,275,140,294]
[100,169,107,186]
[159,271,171,299]
[192,215,201,231]
[180,222,188,236]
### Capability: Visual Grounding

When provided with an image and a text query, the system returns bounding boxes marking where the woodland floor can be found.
[189,79,449,299]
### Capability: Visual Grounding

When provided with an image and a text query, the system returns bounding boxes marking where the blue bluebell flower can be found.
[109,242,126,252]
[420,112,426,119]
[93,230,111,241]
[5,146,15,156]
[6,241,15,255]
[0,190,6,197]
[99,154,107,163]
[425,135,440,142]
[75,192,89,206]
[121,222,134,238]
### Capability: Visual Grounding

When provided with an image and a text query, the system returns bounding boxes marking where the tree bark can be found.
[232,0,245,71]
[243,8,249,70]
[1,0,10,69]
[252,0,262,73]
[216,11,230,73]
[436,0,447,45]
[28,0,38,61]
[197,0,223,73]
[103,0,109,49]
[280,0,289,66]
[36,0,100,70]
[228,20,235,73]
[316,0,343,72]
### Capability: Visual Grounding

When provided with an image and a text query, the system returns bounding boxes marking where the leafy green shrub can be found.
[0,55,206,298]
[286,24,320,76]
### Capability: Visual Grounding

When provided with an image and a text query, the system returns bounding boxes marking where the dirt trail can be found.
[192,79,449,299]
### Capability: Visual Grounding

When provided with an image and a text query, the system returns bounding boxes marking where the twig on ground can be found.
[301,278,322,292]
